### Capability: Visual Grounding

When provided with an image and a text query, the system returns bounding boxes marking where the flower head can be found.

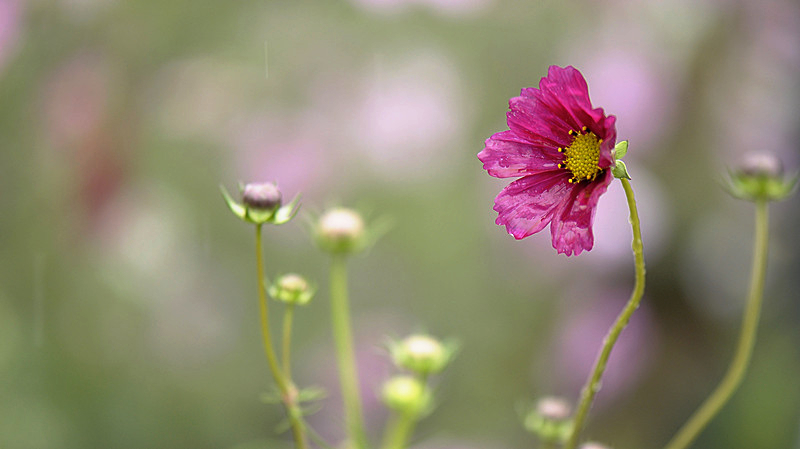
[268,273,315,306]
[724,152,797,202]
[478,65,617,256]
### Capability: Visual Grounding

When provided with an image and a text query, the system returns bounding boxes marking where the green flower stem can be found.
[663,199,769,449]
[330,254,369,449]
[254,224,308,449]
[282,304,296,381]
[564,178,646,449]
[380,412,416,449]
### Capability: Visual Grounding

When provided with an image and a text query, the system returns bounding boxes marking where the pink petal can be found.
[550,170,613,256]
[494,171,573,239]
[506,95,573,149]
[478,130,561,178]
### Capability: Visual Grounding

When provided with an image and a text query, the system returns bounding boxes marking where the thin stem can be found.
[255,224,308,449]
[663,200,769,449]
[282,304,296,381]
[330,254,369,449]
[255,224,287,390]
[564,178,646,449]
[380,412,416,449]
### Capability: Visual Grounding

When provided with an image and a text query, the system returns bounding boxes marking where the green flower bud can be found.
[390,334,453,376]
[381,376,430,416]
[725,152,797,202]
[220,183,300,225]
[524,396,573,444]
[315,208,366,254]
[267,273,315,306]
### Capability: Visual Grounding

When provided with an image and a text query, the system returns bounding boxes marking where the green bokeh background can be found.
[1,1,799,448]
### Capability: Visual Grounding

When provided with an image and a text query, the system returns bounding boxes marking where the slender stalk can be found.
[254,224,308,449]
[282,304,296,381]
[564,178,646,449]
[663,200,769,449]
[330,254,369,449]
[380,412,416,449]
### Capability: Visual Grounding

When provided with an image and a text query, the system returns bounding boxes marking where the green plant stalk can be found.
[564,178,646,449]
[380,411,416,449]
[663,200,769,449]
[330,254,369,449]
[255,224,308,449]
[282,304,296,381]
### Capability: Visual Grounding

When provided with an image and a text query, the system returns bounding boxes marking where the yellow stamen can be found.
[560,128,602,183]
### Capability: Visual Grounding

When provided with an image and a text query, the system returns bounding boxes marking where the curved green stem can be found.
[330,254,369,449]
[282,304,296,381]
[255,224,308,449]
[663,200,769,449]
[380,412,416,449]
[564,178,646,449]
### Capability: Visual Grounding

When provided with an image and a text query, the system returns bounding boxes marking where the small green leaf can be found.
[259,390,282,404]
[613,140,629,160]
[220,185,247,220]
[611,160,631,180]
[298,386,327,403]
[274,418,292,434]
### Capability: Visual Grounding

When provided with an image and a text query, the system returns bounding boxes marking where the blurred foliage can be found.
[1,0,799,448]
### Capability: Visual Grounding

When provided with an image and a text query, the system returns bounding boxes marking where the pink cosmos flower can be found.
[478,65,617,256]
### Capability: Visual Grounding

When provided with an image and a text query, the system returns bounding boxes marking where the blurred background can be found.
[1,0,799,448]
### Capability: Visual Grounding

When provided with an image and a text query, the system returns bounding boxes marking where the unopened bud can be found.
[221,182,300,225]
[390,334,452,376]
[726,152,797,202]
[524,396,573,444]
[316,208,366,254]
[381,376,430,416]
[268,273,315,306]
[243,182,282,211]
[740,153,783,178]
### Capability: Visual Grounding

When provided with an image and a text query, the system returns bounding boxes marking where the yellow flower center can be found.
[558,127,603,183]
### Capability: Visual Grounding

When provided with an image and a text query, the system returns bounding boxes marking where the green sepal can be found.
[724,170,798,202]
[611,159,631,180]
[220,184,247,220]
[273,194,302,224]
[259,388,283,404]
[613,140,628,160]
[246,207,278,224]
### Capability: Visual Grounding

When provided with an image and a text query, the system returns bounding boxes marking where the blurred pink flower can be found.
[0,0,21,72]
[230,114,330,198]
[479,65,617,256]
[550,289,658,407]
[348,51,465,183]
[580,51,676,152]
[348,0,492,16]
[40,52,128,230]
[42,52,113,148]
